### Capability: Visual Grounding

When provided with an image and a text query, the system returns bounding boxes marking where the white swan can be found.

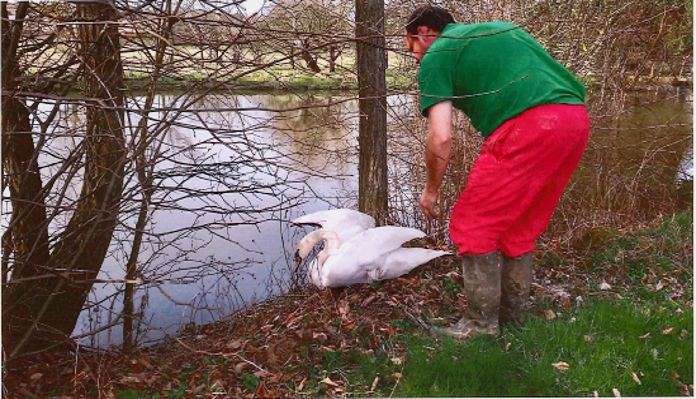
[292,208,376,246]
[294,225,450,288]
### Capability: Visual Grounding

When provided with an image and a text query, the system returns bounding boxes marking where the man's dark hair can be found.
[405,5,455,35]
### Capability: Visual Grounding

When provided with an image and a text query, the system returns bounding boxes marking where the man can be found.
[405,6,589,339]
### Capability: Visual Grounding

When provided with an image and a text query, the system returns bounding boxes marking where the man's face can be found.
[404,31,427,64]
[404,27,439,64]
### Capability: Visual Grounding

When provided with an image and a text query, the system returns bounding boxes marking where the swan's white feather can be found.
[295,220,450,289]
[292,209,376,245]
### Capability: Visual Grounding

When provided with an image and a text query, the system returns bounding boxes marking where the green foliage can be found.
[240,372,259,391]
[203,356,229,366]
[166,383,187,399]
[442,276,461,298]
[118,389,161,399]
[396,300,692,397]
[178,362,197,380]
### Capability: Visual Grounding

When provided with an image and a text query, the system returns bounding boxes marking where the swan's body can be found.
[295,226,450,289]
[292,209,376,246]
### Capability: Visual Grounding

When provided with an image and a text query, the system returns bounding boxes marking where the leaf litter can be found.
[4,222,693,398]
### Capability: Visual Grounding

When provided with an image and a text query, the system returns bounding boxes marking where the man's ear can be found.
[416,25,437,36]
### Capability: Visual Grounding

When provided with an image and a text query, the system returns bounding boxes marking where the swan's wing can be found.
[320,226,429,287]
[292,209,376,244]
[291,209,376,229]
[371,248,451,281]
[339,226,426,259]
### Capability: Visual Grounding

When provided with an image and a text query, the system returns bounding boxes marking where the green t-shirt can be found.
[418,22,586,138]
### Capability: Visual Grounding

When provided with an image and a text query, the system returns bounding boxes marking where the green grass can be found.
[389,212,693,397]
[285,212,693,397]
[583,211,692,303]
[395,299,692,397]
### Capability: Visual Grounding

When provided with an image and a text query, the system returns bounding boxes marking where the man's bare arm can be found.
[420,100,453,218]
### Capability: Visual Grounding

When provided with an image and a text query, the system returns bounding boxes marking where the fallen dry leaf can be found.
[137,355,154,370]
[593,391,599,397]
[370,376,380,391]
[505,341,512,352]
[584,335,594,345]
[677,382,690,396]
[362,294,377,307]
[561,297,571,308]
[612,388,621,397]
[631,371,642,385]
[321,377,340,387]
[679,330,688,340]
[599,281,612,291]
[313,332,328,343]
[234,362,250,375]
[552,361,569,371]
[638,332,651,339]
[662,327,675,335]
[120,375,140,384]
[261,324,274,333]
[338,301,350,316]
[540,309,557,320]
[254,381,281,399]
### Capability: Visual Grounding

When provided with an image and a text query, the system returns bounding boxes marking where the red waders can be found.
[439,103,590,339]
[450,103,590,257]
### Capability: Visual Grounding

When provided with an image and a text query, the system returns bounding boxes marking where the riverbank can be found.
[4,210,692,398]
[121,71,689,93]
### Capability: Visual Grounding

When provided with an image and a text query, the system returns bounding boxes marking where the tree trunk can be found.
[3,1,126,358]
[1,1,52,356]
[299,38,321,73]
[329,46,336,72]
[355,0,388,224]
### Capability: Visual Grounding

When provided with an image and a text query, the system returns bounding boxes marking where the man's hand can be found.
[420,189,439,219]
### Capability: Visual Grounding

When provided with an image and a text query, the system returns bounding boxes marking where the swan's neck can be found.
[299,229,340,271]
[307,229,340,255]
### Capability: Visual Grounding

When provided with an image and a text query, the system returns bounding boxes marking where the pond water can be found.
[74,92,367,346]
[23,87,691,348]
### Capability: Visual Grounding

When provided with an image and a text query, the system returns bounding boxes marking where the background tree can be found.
[261,0,353,73]
[2,1,125,358]
[1,0,311,359]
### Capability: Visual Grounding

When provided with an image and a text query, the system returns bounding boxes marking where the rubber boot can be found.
[436,251,501,339]
[499,252,534,325]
